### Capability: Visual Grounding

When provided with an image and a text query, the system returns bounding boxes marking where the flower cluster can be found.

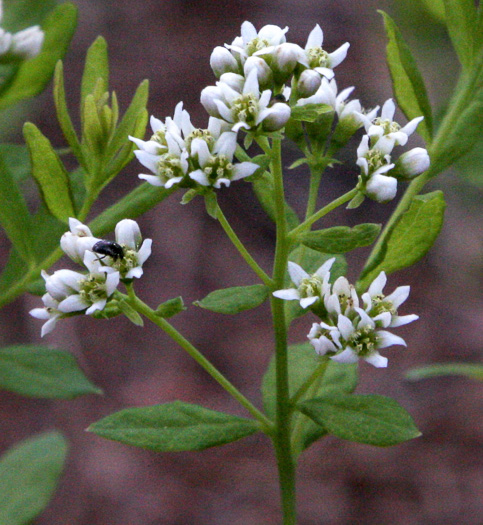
[30,219,151,336]
[274,261,418,367]
[130,102,259,190]
[355,99,430,203]
[0,1,44,63]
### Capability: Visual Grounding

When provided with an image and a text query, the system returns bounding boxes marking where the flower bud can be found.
[297,69,321,98]
[210,46,239,78]
[200,85,222,118]
[272,43,305,75]
[262,102,291,132]
[115,219,142,249]
[395,148,430,179]
[365,174,398,203]
[244,56,273,89]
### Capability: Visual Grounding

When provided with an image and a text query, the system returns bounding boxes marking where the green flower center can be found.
[373,118,400,135]
[150,129,168,148]
[365,149,389,172]
[202,154,234,183]
[369,295,396,317]
[307,47,329,68]
[186,129,215,152]
[246,37,271,56]
[79,275,108,304]
[232,93,259,127]
[157,153,184,184]
[299,274,323,299]
[110,247,138,278]
[348,325,380,357]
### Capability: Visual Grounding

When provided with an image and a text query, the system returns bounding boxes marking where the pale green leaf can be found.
[195,284,269,314]
[406,363,483,381]
[88,402,259,451]
[443,0,478,69]
[155,297,185,318]
[81,36,109,108]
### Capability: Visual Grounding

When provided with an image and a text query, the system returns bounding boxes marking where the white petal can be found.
[191,138,211,167]
[231,162,258,181]
[329,42,349,68]
[58,294,87,313]
[310,336,337,356]
[364,353,388,368]
[105,272,120,296]
[164,176,183,188]
[137,239,152,265]
[134,150,159,173]
[368,271,387,296]
[272,288,300,301]
[337,314,354,340]
[115,219,141,249]
[40,316,59,337]
[243,68,260,96]
[214,132,236,158]
[126,267,143,279]
[331,348,359,364]
[29,308,50,320]
[287,261,309,286]
[139,174,163,186]
[377,331,406,348]
[400,116,424,137]
[306,24,323,49]
[189,169,210,186]
[300,296,318,308]
[386,285,410,308]
[381,99,396,120]
[390,314,419,327]
[241,21,257,43]
[86,299,107,315]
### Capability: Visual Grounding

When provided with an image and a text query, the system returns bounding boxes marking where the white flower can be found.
[201,68,291,132]
[358,99,424,147]
[307,321,341,356]
[29,293,62,337]
[60,218,100,264]
[225,21,288,64]
[210,46,239,78]
[273,258,335,308]
[303,24,349,79]
[362,272,419,328]
[330,310,407,368]
[395,147,430,179]
[324,276,359,319]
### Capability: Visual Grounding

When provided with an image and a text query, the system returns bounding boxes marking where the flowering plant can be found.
[0,2,482,523]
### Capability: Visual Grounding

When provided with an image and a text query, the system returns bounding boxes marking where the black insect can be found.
[270,93,287,105]
[92,240,124,262]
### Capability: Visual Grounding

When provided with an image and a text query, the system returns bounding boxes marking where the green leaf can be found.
[194,284,269,314]
[81,36,109,108]
[252,172,300,230]
[0,3,78,110]
[155,296,186,318]
[0,345,102,399]
[299,223,381,254]
[81,93,104,158]
[105,79,149,159]
[53,61,84,167]
[290,104,333,122]
[88,401,259,451]
[262,342,357,452]
[299,393,421,447]
[0,152,35,264]
[443,0,478,69]
[23,122,75,223]
[204,191,218,219]
[0,432,68,525]
[0,144,31,183]
[429,75,483,176]
[118,300,144,326]
[406,363,483,381]
[379,10,433,143]
[358,191,445,290]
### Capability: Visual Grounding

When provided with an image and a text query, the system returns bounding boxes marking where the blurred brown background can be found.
[0,0,482,523]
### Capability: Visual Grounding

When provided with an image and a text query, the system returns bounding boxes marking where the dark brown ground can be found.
[0,1,482,524]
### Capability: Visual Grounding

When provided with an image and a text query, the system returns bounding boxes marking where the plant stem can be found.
[125,288,274,434]
[216,203,273,287]
[289,187,358,238]
[270,137,297,524]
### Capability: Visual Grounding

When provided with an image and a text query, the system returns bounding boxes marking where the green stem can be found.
[289,187,358,239]
[125,287,273,433]
[216,204,273,287]
[270,137,297,524]
[290,357,329,407]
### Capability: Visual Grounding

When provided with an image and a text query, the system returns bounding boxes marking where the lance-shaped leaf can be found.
[262,342,358,452]
[299,223,381,254]
[194,284,269,314]
[406,363,483,381]
[0,345,102,399]
[299,393,421,447]
[379,11,433,143]
[443,0,478,70]
[23,123,75,223]
[80,36,109,110]
[155,296,185,318]
[0,432,68,525]
[53,61,84,167]
[88,402,259,451]
[358,191,445,290]
[0,153,35,264]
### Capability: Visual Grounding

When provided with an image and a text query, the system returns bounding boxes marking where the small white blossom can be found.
[29,293,62,337]
[297,69,322,98]
[365,174,398,203]
[273,258,335,308]
[357,99,424,147]
[303,24,349,80]
[201,68,291,132]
